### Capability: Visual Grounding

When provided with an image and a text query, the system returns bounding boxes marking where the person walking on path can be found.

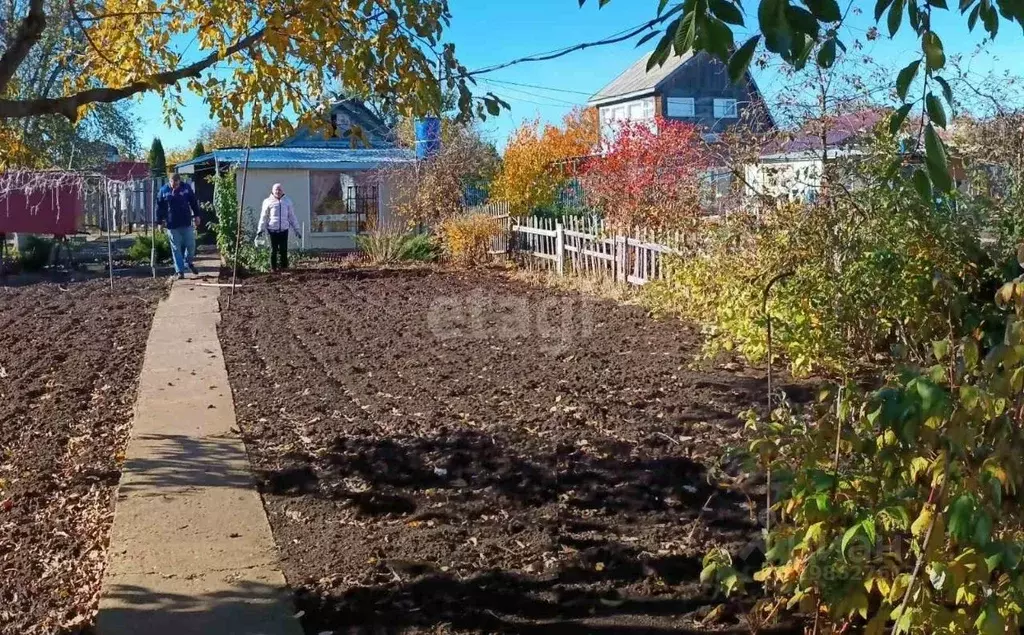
[257,183,302,271]
[156,173,202,280]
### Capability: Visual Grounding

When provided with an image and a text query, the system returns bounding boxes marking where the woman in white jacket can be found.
[257,183,302,271]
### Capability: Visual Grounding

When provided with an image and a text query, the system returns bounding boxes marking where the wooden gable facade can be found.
[589,51,774,141]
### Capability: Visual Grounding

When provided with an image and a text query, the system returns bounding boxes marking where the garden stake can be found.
[762,269,793,536]
[227,112,257,310]
[105,188,113,290]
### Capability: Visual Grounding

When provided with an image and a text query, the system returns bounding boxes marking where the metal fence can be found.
[468,202,684,286]
[81,177,165,231]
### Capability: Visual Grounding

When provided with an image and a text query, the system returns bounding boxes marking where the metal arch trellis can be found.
[0,169,155,289]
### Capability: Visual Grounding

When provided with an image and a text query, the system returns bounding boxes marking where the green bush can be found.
[397,233,437,262]
[126,232,172,263]
[357,225,438,264]
[643,133,992,378]
[207,169,269,274]
[18,236,54,272]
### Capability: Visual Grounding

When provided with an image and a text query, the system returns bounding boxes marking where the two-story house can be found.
[588,50,775,143]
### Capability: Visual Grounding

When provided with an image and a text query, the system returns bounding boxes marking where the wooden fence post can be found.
[615,235,627,284]
[555,221,564,276]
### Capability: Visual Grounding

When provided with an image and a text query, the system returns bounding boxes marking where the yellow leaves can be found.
[833,588,870,620]
[14,0,452,138]
[911,503,935,539]
[888,573,913,603]
[492,108,599,215]
[440,214,499,267]
[908,456,932,483]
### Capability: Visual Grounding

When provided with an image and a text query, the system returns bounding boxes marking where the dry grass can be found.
[505,266,641,304]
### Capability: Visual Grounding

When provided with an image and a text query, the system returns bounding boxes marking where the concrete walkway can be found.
[98,258,301,635]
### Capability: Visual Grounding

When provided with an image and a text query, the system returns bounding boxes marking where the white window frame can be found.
[667,97,695,118]
[713,98,738,119]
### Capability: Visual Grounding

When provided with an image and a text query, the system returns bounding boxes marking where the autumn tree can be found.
[196,123,258,150]
[384,123,500,226]
[582,117,709,230]
[148,138,166,177]
[191,141,206,159]
[491,107,599,215]
[0,0,506,166]
[165,145,192,169]
[0,0,139,168]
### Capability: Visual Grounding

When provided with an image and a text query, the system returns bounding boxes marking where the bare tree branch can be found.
[0,0,47,93]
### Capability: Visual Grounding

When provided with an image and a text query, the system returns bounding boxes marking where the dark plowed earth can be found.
[0,279,166,634]
[219,270,801,634]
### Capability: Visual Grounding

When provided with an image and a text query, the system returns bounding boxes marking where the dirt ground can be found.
[219,269,802,634]
[0,278,166,634]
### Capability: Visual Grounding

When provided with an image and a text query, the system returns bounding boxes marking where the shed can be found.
[175,146,415,251]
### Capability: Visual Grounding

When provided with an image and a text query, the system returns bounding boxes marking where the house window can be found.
[713,98,738,119]
[667,97,695,118]
[309,171,378,234]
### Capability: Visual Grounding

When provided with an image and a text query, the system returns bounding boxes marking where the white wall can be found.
[233,167,406,252]
[599,97,656,144]
[236,169,310,247]
[744,159,823,201]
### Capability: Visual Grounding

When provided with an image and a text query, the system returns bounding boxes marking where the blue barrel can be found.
[415,117,442,159]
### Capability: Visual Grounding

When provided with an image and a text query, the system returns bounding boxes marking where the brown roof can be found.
[589,51,695,104]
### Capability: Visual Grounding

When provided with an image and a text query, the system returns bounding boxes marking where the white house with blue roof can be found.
[176,100,415,252]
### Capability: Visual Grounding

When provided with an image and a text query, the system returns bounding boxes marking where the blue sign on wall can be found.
[415,118,442,159]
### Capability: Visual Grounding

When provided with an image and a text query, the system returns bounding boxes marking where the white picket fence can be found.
[469,202,683,286]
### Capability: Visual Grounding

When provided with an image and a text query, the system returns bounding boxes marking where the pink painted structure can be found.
[0,184,82,235]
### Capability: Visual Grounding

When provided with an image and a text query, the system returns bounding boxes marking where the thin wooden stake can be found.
[105,186,113,290]
[227,117,257,310]
[150,178,156,279]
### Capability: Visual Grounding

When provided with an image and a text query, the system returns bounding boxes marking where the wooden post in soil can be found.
[105,183,113,290]
[555,221,564,277]
[150,178,156,279]
[227,113,257,311]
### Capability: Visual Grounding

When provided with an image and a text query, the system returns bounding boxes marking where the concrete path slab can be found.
[98,259,302,635]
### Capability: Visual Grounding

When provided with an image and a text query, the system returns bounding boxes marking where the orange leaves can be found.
[492,107,599,215]
[582,117,710,231]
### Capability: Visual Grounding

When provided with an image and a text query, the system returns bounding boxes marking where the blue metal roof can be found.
[176,146,415,171]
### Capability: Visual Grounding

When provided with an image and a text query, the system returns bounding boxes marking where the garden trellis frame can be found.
[0,170,158,288]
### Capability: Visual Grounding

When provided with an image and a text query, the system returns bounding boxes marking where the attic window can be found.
[331,113,351,137]
[713,99,738,119]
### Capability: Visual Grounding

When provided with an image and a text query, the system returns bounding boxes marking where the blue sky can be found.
[134,0,1023,153]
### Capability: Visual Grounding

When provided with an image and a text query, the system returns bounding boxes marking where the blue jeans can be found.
[166,226,196,274]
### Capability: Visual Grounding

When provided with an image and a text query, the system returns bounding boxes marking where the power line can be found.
[478,79,585,107]
[482,78,595,98]
[463,12,676,78]
[485,90,579,110]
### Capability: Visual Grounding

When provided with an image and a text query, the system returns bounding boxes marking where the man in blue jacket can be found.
[156,173,202,279]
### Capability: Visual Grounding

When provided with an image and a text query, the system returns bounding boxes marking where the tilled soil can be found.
[0,278,166,634]
[219,269,801,634]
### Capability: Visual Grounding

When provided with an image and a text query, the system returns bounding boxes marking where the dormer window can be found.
[331,112,351,138]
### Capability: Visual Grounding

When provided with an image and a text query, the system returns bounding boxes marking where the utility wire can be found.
[478,79,585,107]
[461,13,676,79]
[482,78,596,97]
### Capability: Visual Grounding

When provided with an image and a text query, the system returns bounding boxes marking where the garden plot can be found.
[219,270,794,634]
[0,278,165,634]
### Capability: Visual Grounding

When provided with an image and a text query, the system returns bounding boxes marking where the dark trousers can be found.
[269,230,289,270]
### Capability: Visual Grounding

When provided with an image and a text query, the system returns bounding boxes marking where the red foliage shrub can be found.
[582,117,710,230]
